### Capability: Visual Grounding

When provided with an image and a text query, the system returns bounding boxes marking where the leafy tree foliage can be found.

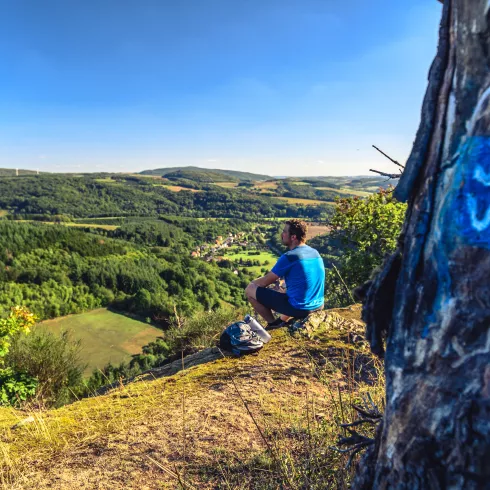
[315,189,406,307]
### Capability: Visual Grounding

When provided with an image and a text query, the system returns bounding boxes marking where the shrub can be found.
[0,367,37,406]
[6,329,86,407]
[0,306,37,406]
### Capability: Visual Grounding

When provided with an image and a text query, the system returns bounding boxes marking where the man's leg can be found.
[271,285,291,322]
[245,283,276,323]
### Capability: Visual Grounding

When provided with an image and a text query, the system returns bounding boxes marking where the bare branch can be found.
[340,419,379,429]
[372,145,405,168]
[369,169,400,179]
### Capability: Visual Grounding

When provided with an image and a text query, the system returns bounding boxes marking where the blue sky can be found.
[0,0,442,176]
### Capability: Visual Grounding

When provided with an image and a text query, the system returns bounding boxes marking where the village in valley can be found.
[190,229,279,276]
[189,222,330,276]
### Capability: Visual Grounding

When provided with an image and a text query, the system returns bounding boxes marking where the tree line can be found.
[0,174,331,219]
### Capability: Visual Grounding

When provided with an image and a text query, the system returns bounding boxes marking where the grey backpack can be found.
[219,321,264,356]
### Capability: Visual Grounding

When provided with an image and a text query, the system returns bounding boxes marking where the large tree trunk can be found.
[355,1,490,488]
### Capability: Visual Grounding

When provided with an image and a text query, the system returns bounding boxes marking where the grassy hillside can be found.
[39,309,163,375]
[0,305,384,489]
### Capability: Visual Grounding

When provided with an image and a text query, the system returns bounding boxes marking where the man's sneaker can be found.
[266,318,285,330]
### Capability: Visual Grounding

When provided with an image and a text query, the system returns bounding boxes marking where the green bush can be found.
[0,306,37,406]
[6,329,86,407]
[0,367,37,406]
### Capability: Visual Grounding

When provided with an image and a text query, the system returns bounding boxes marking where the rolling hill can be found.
[139,166,271,181]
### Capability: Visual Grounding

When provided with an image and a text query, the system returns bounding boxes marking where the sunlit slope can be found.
[0,306,383,490]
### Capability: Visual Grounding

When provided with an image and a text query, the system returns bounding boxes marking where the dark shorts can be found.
[256,287,322,318]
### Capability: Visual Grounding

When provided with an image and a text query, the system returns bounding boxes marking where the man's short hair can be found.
[285,219,308,243]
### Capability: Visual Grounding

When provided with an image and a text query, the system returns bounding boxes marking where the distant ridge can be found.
[0,168,40,176]
[140,166,270,181]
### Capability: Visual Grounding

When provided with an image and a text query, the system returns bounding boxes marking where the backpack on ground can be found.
[219,321,264,356]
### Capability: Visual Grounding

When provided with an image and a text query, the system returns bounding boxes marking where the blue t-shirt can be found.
[271,245,325,310]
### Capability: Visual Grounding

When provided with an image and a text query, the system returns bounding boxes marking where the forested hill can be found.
[140,166,270,181]
[0,219,255,321]
[0,173,329,219]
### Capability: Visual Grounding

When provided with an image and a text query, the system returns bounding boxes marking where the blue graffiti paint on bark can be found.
[456,136,490,247]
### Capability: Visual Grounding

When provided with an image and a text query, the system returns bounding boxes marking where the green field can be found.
[223,247,278,275]
[15,220,119,230]
[39,309,163,375]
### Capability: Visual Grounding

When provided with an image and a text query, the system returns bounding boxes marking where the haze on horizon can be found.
[0,0,441,177]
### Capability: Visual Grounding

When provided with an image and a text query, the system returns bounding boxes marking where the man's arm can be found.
[251,271,279,288]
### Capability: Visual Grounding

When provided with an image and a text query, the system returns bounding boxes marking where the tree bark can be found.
[355,1,490,488]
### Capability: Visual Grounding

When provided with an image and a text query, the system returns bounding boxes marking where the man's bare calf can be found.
[245,282,276,324]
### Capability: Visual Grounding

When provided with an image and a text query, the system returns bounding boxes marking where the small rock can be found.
[11,415,35,430]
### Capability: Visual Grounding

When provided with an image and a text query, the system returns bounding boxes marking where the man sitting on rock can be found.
[245,219,325,328]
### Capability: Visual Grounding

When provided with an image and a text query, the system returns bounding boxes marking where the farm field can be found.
[74,216,123,221]
[274,196,333,206]
[315,186,371,197]
[152,184,201,192]
[213,182,238,188]
[16,220,119,230]
[61,222,119,230]
[39,308,162,375]
[165,185,201,192]
[306,225,330,240]
[254,181,278,190]
[95,178,119,184]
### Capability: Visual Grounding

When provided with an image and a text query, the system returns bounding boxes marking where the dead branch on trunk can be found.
[372,145,405,168]
[368,169,400,179]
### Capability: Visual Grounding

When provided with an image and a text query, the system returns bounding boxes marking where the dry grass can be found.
[254,182,278,190]
[0,305,384,489]
[162,185,201,193]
